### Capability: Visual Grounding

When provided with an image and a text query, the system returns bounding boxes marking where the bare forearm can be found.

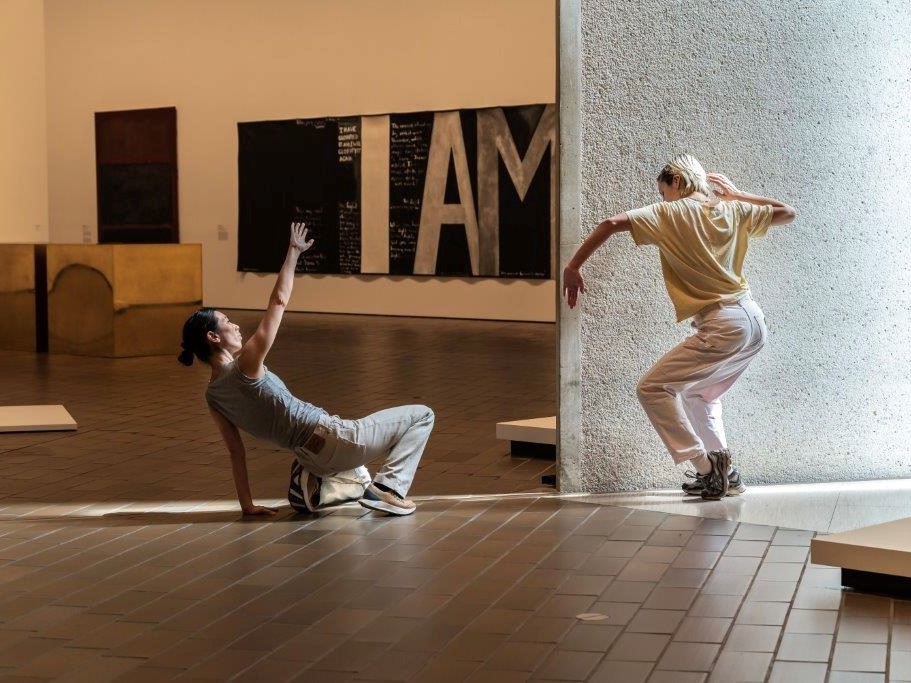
[708,174,795,225]
[732,190,787,209]
[732,191,796,224]
[229,451,254,510]
[271,245,302,306]
[568,221,615,270]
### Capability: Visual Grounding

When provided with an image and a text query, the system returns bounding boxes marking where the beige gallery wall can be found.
[0,0,49,243]
[42,0,557,321]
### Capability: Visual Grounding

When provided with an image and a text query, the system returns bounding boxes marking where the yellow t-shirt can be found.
[626,198,774,321]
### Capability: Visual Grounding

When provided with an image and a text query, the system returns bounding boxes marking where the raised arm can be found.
[237,222,314,378]
[562,212,631,309]
[707,173,796,226]
[209,407,276,516]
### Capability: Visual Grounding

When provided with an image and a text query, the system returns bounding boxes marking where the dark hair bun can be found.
[180,307,217,365]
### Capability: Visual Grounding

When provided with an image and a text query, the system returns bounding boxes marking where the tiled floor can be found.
[1,312,910,681]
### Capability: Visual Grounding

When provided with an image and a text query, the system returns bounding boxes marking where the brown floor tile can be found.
[674,617,732,643]
[837,617,889,643]
[625,609,686,635]
[483,641,554,672]
[606,632,671,662]
[649,671,707,683]
[688,595,743,619]
[725,624,782,652]
[536,594,597,618]
[642,586,700,611]
[685,535,730,552]
[776,633,834,662]
[494,585,552,612]
[510,616,575,644]
[558,622,622,652]
[439,630,506,661]
[659,568,710,589]
[112,665,185,682]
[468,608,531,635]
[830,642,887,672]
[410,657,480,682]
[181,648,267,679]
[533,648,603,680]
[600,580,656,603]
[783,609,838,635]
[350,648,426,680]
[589,659,653,682]
[311,641,391,673]
[735,601,789,626]
[586,601,640,626]
[767,660,826,683]
[672,550,719,570]
[711,651,772,682]
[656,642,719,672]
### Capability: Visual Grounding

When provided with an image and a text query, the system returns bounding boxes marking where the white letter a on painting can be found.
[413,111,479,275]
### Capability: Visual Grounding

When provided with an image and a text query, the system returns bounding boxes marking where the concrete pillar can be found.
[562,1,911,491]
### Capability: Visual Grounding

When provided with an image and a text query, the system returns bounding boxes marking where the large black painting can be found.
[238,117,361,274]
[237,103,555,278]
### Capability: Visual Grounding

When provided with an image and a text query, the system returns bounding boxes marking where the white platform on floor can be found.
[495,416,556,444]
[0,405,77,432]
[811,516,911,577]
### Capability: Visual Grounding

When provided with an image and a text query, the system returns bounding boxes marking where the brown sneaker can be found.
[358,484,416,516]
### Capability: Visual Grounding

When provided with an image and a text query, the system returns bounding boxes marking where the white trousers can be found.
[294,404,434,497]
[636,294,767,464]
[319,466,371,506]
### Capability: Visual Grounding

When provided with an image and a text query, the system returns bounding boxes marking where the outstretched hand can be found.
[242,504,278,517]
[707,173,740,200]
[290,222,315,252]
[563,266,585,309]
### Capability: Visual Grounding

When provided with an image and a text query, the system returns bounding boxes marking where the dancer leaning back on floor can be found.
[178,222,435,517]
[562,154,796,499]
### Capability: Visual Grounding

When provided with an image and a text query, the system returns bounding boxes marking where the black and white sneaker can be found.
[288,460,320,513]
[701,449,731,500]
[682,468,746,497]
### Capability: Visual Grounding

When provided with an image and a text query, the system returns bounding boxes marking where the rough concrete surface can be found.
[568,0,911,491]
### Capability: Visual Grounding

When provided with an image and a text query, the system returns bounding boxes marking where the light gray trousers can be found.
[293,404,434,496]
[636,294,767,465]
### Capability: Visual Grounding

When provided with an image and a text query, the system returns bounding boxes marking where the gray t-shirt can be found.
[205,361,326,449]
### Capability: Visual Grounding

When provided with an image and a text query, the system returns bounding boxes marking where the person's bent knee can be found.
[402,404,434,424]
[636,377,659,402]
[418,405,435,424]
[637,376,677,408]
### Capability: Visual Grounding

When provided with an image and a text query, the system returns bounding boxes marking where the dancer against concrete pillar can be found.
[562,154,795,499]
[179,223,434,516]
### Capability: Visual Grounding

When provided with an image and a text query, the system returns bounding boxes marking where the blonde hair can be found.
[657,153,711,197]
